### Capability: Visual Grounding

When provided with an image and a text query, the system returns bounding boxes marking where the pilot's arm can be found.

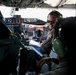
[29,24,48,31]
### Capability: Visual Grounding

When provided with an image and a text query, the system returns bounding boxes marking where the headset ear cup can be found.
[52,37,66,58]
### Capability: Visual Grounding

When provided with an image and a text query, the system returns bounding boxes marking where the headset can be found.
[52,18,67,58]
[52,37,67,58]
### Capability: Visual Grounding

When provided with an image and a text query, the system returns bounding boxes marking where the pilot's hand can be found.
[37,57,52,67]
[29,25,35,28]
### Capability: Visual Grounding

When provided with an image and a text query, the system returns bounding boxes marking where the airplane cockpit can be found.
[0,0,76,75]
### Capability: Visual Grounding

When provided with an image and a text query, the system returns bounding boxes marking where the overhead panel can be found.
[0,0,76,8]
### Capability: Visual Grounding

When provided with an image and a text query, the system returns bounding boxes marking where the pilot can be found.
[29,10,63,56]
[36,16,76,75]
